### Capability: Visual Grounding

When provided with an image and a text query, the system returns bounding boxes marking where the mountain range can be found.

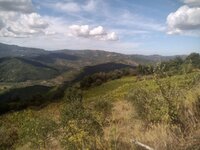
[0,42,184,83]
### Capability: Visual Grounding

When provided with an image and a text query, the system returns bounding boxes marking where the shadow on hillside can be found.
[0,84,67,115]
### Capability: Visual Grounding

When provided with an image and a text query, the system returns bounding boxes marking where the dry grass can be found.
[104,100,135,149]
[104,100,169,150]
[103,99,200,150]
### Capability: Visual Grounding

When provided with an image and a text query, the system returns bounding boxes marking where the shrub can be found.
[60,87,103,149]
[128,87,168,123]
[93,98,113,123]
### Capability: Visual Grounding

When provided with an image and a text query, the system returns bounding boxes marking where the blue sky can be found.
[0,0,200,55]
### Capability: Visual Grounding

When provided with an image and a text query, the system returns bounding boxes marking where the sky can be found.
[0,0,200,55]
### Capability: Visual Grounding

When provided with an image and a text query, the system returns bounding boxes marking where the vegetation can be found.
[0,51,200,149]
[127,73,200,149]
[0,84,67,114]
[80,68,135,89]
[137,53,200,76]
[0,57,60,82]
[61,87,103,149]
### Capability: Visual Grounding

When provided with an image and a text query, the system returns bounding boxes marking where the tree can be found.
[186,53,200,68]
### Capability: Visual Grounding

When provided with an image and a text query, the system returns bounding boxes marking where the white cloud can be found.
[0,0,50,37]
[89,26,106,36]
[69,25,119,41]
[0,12,49,37]
[21,13,48,29]
[106,32,119,41]
[69,25,90,37]
[167,5,200,35]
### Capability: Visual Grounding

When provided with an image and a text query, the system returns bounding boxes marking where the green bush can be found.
[60,87,103,149]
[128,87,169,123]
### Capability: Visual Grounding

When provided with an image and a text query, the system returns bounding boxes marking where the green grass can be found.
[84,72,200,98]
[83,76,136,99]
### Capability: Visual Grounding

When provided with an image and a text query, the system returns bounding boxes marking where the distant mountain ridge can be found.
[0,42,185,60]
[0,43,48,58]
[0,42,186,82]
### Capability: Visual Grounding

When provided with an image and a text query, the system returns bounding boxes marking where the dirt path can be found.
[103,100,136,149]
[103,100,169,150]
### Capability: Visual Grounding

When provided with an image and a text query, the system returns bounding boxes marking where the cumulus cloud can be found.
[69,25,90,37]
[4,13,48,36]
[107,32,118,41]
[0,0,50,37]
[69,25,119,41]
[89,26,106,36]
[167,5,200,35]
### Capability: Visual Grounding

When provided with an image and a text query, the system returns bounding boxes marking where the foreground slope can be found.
[1,72,199,149]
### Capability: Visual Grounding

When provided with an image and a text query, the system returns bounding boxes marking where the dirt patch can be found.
[103,100,136,149]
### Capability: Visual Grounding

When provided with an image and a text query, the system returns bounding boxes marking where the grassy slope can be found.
[1,72,200,149]
[84,72,200,100]
[84,72,200,149]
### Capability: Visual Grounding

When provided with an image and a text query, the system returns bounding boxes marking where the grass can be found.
[83,76,137,100]
[1,72,200,149]
[84,72,200,149]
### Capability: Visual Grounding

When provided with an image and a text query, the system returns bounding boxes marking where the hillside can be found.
[1,72,199,149]
[0,57,60,82]
[74,62,136,81]
[84,73,200,149]
[0,43,48,58]
[0,52,200,149]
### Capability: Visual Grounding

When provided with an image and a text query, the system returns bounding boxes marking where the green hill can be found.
[0,57,60,82]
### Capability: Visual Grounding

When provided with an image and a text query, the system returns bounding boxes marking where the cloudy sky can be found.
[0,0,200,55]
